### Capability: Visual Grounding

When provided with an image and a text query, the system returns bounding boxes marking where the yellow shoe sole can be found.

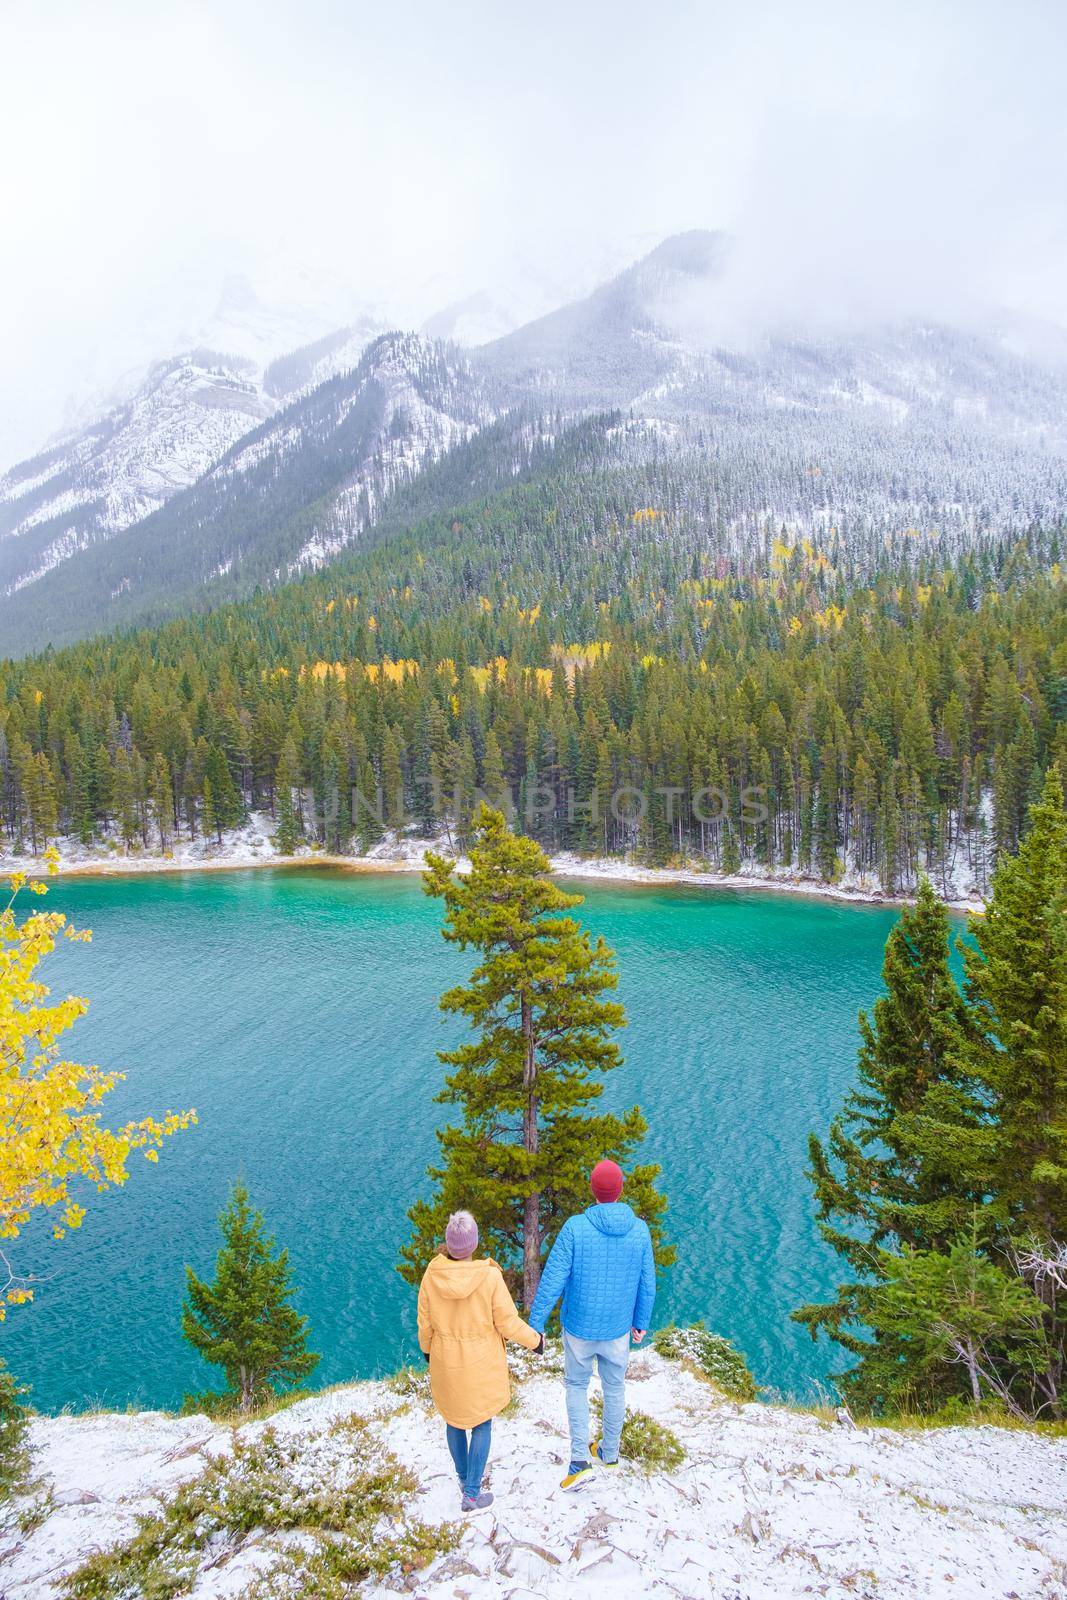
[560,1463,595,1491]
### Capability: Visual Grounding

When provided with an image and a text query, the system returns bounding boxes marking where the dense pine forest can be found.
[2,421,1064,893]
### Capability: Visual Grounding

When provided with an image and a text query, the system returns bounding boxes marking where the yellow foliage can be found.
[477,596,493,613]
[556,641,611,666]
[365,658,419,685]
[0,864,194,1316]
[468,657,509,693]
[631,508,661,522]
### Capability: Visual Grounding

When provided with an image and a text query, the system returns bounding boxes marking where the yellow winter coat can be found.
[417,1254,541,1428]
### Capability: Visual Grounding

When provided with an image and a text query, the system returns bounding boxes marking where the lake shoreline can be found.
[2,820,986,913]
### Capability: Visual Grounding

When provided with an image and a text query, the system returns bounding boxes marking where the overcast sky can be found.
[2,0,1066,467]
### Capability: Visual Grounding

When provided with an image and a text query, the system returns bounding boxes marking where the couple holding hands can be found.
[416,1159,656,1511]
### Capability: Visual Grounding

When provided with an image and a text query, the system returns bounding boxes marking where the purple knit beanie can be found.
[445,1210,479,1258]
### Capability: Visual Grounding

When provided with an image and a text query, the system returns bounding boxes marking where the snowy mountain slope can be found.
[3,1349,1065,1599]
[4,230,1067,656]
[482,229,1067,451]
[0,268,395,625]
[261,318,388,399]
[0,353,273,604]
[0,333,499,652]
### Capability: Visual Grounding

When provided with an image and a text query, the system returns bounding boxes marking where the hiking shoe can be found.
[561,1460,594,1491]
[590,1438,620,1469]
[460,1491,494,1512]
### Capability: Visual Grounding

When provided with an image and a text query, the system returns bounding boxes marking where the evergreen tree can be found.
[480,727,508,814]
[182,1181,318,1413]
[795,877,981,1409]
[203,746,244,840]
[861,1219,1047,1416]
[111,748,140,850]
[201,775,218,844]
[381,727,405,830]
[0,1358,29,1500]
[149,752,172,851]
[400,805,671,1306]
[948,768,1067,1414]
[273,737,304,855]
[960,767,1067,1243]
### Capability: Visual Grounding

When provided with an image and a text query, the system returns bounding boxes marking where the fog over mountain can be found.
[4,223,1067,655]
[3,0,1066,471]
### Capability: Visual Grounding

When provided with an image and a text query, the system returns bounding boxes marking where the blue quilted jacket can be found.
[528,1203,656,1340]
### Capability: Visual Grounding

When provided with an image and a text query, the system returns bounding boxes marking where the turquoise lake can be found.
[3,868,918,1413]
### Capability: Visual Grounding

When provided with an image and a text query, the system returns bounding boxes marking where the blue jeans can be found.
[445,1419,492,1498]
[563,1330,630,1465]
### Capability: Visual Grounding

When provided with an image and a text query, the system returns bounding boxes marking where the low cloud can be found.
[2,0,1065,467]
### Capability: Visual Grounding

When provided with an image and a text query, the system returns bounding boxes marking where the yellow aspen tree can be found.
[0,852,195,1316]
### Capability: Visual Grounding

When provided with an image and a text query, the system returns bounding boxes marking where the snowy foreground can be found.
[3,814,988,912]
[3,1350,1064,1599]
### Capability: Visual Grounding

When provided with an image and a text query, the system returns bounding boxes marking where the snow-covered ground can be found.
[0,816,988,912]
[2,1350,1064,1598]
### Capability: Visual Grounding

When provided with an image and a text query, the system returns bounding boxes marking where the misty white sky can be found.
[2,0,1066,468]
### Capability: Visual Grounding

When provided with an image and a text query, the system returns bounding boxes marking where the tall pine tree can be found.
[399,805,671,1306]
[795,877,981,1410]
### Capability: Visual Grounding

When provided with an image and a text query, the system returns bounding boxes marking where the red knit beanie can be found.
[590,1159,624,1203]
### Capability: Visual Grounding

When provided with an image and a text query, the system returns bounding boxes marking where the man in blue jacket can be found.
[528,1158,656,1490]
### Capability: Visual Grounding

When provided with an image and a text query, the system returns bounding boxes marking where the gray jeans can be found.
[562,1329,630,1464]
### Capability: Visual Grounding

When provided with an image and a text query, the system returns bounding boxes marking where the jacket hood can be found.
[424,1254,496,1299]
[585,1201,638,1237]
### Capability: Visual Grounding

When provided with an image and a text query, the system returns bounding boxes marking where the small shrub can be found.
[63,1419,454,1600]
[619,1410,686,1472]
[653,1323,758,1402]
[590,1395,686,1472]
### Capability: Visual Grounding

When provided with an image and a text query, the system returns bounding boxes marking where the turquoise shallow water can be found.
[4,868,915,1413]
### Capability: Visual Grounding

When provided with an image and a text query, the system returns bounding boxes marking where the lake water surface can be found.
[4,867,913,1412]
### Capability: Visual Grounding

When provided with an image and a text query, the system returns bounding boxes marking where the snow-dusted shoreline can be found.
[2,1350,1063,1599]
[0,814,987,914]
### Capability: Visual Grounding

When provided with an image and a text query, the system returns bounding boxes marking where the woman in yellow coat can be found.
[417,1210,543,1511]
